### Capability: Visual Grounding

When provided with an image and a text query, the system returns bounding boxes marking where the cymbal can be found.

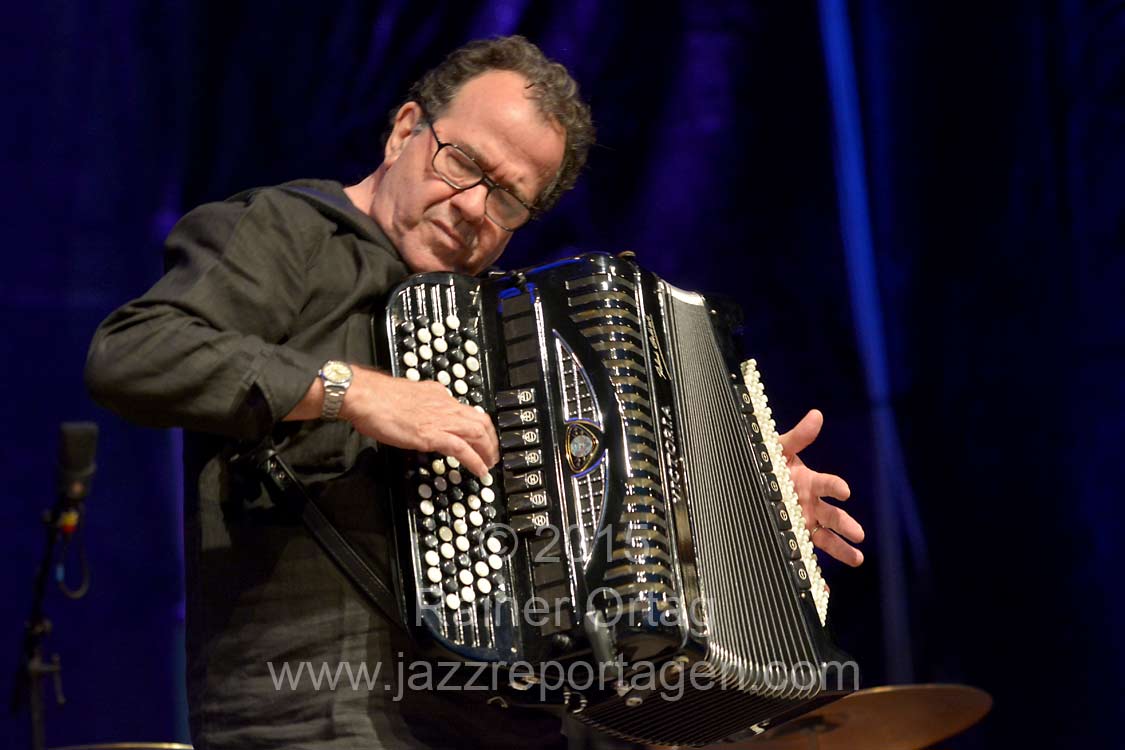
[702,684,992,750]
[49,744,192,750]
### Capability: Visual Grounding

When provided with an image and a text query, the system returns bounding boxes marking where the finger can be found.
[816,504,865,544]
[475,409,500,466]
[811,528,864,567]
[448,409,500,469]
[809,471,851,501]
[430,432,490,479]
[778,409,823,456]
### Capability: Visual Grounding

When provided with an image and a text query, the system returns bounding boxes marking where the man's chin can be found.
[401,247,467,275]
[399,234,500,275]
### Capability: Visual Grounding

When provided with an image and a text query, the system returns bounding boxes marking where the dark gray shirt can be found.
[85,180,566,749]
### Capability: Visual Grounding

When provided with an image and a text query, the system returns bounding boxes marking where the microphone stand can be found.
[13,422,95,750]
[12,501,73,750]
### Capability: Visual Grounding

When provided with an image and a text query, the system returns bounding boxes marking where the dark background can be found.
[2,1,1122,748]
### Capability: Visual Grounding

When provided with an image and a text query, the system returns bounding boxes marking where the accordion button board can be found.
[378,253,855,747]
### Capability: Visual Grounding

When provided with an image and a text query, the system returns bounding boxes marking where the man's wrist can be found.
[319,360,353,420]
[282,376,324,422]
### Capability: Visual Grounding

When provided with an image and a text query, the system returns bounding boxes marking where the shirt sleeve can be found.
[85,190,329,442]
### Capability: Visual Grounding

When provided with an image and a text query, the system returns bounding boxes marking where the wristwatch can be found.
[318,360,353,420]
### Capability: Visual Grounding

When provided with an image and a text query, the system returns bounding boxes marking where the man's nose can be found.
[450,183,489,223]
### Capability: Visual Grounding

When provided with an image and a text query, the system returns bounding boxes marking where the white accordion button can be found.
[464,339,479,356]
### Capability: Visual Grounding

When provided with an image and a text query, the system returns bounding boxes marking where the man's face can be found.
[372,70,566,275]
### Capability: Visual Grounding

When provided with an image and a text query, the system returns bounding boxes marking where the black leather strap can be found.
[250,445,407,633]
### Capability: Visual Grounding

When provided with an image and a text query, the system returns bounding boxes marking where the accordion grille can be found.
[568,272,678,614]
[667,293,819,699]
[554,335,607,565]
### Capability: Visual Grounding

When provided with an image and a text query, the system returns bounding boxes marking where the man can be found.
[86,35,862,750]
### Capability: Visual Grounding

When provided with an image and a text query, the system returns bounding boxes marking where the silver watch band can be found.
[322,383,346,420]
[319,361,352,421]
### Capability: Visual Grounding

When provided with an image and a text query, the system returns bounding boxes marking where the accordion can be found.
[375,252,856,746]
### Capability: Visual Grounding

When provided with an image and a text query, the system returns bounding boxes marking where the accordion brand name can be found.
[646,313,669,380]
[659,405,685,506]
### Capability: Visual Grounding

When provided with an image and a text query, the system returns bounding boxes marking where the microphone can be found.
[55,423,98,536]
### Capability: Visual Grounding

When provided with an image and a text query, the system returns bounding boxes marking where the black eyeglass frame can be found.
[422,115,537,232]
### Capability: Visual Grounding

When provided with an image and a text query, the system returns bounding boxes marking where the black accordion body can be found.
[374,253,856,746]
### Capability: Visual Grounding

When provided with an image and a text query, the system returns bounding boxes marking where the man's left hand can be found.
[778,409,865,567]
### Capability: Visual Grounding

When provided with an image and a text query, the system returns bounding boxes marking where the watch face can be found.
[323,361,351,383]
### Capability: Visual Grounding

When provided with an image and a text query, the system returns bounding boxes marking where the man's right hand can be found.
[340,367,499,478]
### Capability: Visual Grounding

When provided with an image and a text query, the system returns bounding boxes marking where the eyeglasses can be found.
[424,117,535,232]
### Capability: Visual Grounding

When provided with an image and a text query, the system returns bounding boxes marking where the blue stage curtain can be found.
[1,2,1121,747]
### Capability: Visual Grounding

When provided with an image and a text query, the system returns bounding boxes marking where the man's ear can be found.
[384,102,424,165]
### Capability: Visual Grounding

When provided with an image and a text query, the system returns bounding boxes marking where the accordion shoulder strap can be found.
[248,444,407,633]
